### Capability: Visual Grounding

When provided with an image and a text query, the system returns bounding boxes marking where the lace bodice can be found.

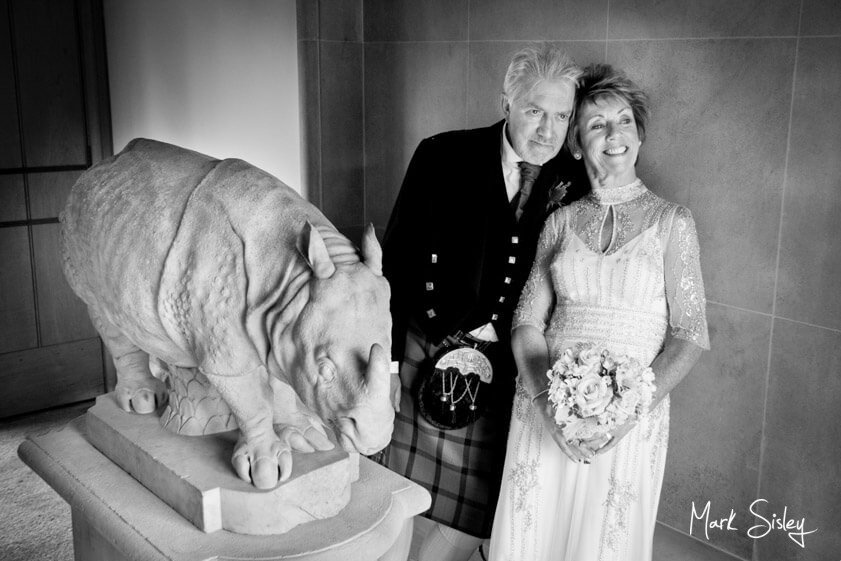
[514,182,709,357]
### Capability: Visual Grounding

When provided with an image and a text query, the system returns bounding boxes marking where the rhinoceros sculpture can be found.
[61,139,395,489]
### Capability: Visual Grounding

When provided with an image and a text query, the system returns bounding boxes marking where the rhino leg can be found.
[203,368,333,489]
[88,306,167,414]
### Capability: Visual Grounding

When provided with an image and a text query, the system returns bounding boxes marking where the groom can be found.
[379,43,587,561]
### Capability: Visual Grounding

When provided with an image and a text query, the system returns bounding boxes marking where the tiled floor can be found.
[1,400,92,561]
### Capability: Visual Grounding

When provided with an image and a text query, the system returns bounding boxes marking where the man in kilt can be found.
[379,43,587,561]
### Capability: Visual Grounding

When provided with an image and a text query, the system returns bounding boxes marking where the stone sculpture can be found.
[60,139,396,490]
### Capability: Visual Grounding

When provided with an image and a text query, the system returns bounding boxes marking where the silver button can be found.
[511,236,519,244]
[425,282,434,291]
[499,296,505,303]
[491,314,499,321]
[504,277,511,284]
[426,309,437,318]
[430,253,438,263]
[508,256,516,264]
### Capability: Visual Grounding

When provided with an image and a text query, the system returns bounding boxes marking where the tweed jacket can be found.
[383,120,587,361]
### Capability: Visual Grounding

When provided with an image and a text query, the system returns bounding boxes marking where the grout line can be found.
[7,0,42,348]
[766,315,841,334]
[604,0,610,61]
[705,300,841,334]
[73,0,91,167]
[656,521,749,561]
[465,0,470,129]
[754,2,804,559]
[705,300,773,317]
[361,0,366,228]
[356,35,841,45]
[316,1,324,210]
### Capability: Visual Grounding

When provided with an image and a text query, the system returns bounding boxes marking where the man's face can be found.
[503,78,575,165]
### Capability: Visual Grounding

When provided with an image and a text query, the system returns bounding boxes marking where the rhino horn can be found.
[361,223,383,276]
[364,343,390,399]
[306,222,336,279]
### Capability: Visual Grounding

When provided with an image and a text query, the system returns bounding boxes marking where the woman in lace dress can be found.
[488,64,710,561]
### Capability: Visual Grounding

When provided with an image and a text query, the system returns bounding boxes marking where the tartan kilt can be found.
[379,326,515,538]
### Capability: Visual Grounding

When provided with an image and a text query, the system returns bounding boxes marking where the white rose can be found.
[572,373,613,418]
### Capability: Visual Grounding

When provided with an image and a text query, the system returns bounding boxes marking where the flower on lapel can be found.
[546,180,571,212]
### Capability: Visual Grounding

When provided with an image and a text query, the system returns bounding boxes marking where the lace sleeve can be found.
[513,211,561,333]
[663,206,710,349]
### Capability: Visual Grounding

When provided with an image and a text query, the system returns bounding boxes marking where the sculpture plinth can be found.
[18,405,430,561]
[85,394,359,534]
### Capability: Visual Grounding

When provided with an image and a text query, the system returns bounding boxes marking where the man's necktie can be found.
[514,161,542,221]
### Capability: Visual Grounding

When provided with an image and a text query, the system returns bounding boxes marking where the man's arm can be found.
[382,138,436,361]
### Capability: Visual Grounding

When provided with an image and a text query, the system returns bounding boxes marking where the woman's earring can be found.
[573,152,582,160]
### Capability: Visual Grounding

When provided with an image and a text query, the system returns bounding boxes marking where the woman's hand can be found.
[533,393,595,463]
[588,419,636,456]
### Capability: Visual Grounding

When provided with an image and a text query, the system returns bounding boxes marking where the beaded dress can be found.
[488,180,709,561]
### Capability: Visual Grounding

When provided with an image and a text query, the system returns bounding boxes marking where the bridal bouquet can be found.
[545,343,656,442]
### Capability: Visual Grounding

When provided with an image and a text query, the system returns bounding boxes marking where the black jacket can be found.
[383,120,587,360]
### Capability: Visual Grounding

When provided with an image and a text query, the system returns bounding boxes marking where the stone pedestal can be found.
[18,405,430,561]
[84,395,360,535]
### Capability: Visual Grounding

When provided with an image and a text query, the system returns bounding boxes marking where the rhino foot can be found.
[232,425,335,489]
[115,376,168,414]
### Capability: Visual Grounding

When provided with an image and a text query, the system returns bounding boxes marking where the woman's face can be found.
[576,96,641,184]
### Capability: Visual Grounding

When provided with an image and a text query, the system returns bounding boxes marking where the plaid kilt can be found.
[379,326,515,538]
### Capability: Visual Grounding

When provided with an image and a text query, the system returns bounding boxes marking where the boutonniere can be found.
[546,180,571,212]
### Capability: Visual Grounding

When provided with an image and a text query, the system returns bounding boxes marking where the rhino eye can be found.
[317,358,337,384]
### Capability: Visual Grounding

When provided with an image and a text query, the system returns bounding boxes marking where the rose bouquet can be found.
[544,343,656,442]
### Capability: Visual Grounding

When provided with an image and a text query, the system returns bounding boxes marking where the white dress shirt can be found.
[500,122,524,203]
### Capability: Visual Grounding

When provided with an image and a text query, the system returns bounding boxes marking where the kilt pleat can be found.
[379,327,514,538]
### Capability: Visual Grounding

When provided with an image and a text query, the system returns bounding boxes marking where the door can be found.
[0,0,112,418]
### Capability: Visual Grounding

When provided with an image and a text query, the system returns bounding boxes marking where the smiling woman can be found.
[567,65,650,188]
[489,64,709,561]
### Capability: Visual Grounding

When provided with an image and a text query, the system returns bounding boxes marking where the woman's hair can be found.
[567,64,650,155]
[502,43,582,107]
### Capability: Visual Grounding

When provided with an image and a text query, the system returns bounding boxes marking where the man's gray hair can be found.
[502,43,582,104]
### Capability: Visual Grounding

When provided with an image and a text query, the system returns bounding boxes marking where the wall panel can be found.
[12,0,88,167]
[0,227,37,354]
[28,171,84,219]
[776,38,841,331]
[0,338,103,417]
[0,174,26,222]
[0,0,22,168]
[32,224,96,347]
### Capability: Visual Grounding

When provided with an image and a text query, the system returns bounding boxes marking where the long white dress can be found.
[489,180,709,561]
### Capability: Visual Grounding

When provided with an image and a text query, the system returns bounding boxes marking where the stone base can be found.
[85,394,357,534]
[18,408,430,561]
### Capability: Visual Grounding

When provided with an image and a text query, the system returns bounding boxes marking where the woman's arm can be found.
[593,205,710,455]
[512,326,594,463]
[649,334,704,408]
[511,325,551,402]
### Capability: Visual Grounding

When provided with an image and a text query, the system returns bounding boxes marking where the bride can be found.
[488,64,709,561]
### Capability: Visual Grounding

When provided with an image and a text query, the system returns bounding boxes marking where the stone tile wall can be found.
[299,2,841,558]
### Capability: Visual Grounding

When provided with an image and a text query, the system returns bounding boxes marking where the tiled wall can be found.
[297,0,365,234]
[299,1,841,559]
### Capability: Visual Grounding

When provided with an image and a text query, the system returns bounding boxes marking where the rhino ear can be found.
[305,222,336,279]
[361,223,383,276]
